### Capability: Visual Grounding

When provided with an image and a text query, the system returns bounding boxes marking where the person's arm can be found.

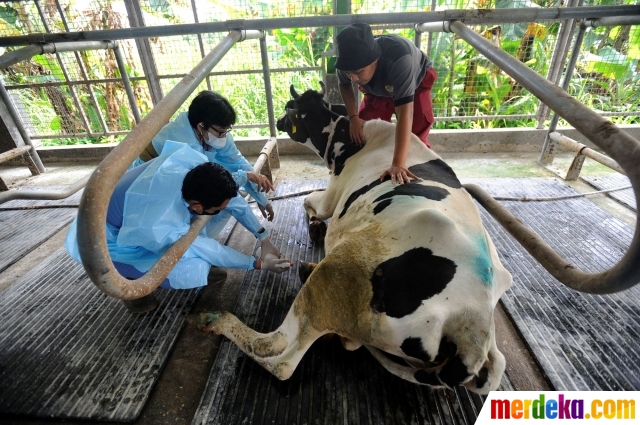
[379,102,419,185]
[213,136,273,214]
[339,83,366,146]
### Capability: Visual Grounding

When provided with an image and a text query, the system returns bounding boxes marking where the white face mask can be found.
[199,124,227,149]
[205,135,226,149]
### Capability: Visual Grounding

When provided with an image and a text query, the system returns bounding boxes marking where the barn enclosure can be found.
[1,1,639,424]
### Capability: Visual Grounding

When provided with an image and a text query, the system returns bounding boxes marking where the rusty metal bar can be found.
[0,174,89,205]
[0,145,31,164]
[76,31,266,300]
[253,137,279,183]
[1,6,639,47]
[451,20,640,293]
[0,76,45,174]
[550,132,626,176]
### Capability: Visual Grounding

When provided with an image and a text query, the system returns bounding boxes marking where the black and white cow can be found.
[193,86,512,394]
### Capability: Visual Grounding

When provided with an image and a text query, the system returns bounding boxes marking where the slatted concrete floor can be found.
[581,173,636,212]
[0,216,238,422]
[464,177,639,391]
[0,248,201,421]
[0,186,82,274]
[192,180,515,425]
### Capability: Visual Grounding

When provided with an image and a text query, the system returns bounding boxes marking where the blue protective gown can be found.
[65,142,268,290]
[130,111,268,207]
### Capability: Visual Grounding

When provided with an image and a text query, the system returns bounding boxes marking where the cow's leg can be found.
[298,261,317,284]
[303,191,329,243]
[463,322,505,394]
[365,345,446,389]
[192,308,326,380]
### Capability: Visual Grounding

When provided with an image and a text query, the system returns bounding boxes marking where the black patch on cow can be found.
[439,355,471,388]
[414,370,441,386]
[401,337,431,363]
[372,199,392,215]
[371,183,450,215]
[475,366,489,389]
[408,159,462,189]
[327,123,360,176]
[433,338,472,388]
[338,177,389,218]
[369,247,457,318]
[374,183,450,203]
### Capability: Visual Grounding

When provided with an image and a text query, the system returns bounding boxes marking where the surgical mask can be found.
[205,135,227,149]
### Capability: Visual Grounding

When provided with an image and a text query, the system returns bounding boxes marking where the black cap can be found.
[335,23,381,71]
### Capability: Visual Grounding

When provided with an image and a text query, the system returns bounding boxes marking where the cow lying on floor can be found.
[193,86,512,394]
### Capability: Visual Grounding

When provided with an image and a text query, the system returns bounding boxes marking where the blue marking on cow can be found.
[474,236,494,287]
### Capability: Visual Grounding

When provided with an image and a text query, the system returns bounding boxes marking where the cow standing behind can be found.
[193,86,512,394]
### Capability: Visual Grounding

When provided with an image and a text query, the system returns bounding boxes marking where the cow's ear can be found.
[319,80,326,94]
[290,85,300,99]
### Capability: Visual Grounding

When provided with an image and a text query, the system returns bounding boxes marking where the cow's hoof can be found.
[189,311,224,334]
[298,261,317,284]
[308,218,326,243]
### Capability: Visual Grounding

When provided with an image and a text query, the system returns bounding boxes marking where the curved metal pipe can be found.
[451,20,640,293]
[0,174,90,205]
[76,31,242,300]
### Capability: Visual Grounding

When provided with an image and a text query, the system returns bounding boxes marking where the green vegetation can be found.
[0,0,637,145]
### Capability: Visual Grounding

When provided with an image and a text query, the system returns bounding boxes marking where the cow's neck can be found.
[322,116,345,162]
[314,115,361,175]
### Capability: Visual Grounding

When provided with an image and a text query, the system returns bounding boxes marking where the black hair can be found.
[188,90,237,130]
[182,162,239,209]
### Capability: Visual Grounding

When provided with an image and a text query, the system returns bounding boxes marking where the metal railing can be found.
[0,40,141,203]
[1,6,638,296]
[1,5,638,140]
[449,20,640,294]
[75,30,279,300]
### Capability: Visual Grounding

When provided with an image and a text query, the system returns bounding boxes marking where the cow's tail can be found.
[364,345,447,389]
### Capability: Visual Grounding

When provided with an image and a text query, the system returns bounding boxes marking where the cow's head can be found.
[276,85,323,152]
[277,85,357,174]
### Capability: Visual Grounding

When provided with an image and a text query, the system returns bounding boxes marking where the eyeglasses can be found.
[209,125,232,138]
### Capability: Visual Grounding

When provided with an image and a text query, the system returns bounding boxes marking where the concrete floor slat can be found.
[0,248,201,421]
[0,187,82,274]
[465,177,639,391]
[581,174,636,212]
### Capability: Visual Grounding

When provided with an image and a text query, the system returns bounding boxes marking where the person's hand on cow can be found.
[380,164,419,185]
[348,115,366,146]
[258,203,275,221]
[247,172,275,193]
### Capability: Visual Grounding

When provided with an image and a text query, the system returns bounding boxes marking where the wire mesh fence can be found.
[0,0,637,146]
